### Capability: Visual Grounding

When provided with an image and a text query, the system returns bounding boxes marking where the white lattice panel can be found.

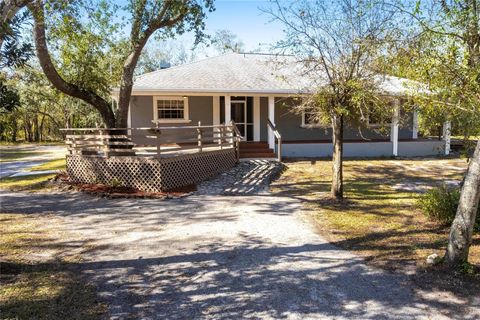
[66,149,237,192]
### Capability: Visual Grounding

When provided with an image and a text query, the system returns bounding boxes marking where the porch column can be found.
[391,100,400,157]
[253,96,260,141]
[268,96,275,149]
[412,108,418,139]
[443,120,451,155]
[212,96,220,143]
[225,95,231,124]
[212,96,220,125]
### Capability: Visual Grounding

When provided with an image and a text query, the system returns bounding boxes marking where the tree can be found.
[27,0,214,128]
[211,29,244,54]
[385,0,480,266]
[267,0,398,198]
[136,40,193,75]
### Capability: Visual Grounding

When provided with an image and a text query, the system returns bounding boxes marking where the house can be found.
[119,53,449,158]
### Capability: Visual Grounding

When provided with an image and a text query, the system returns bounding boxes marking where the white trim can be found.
[127,102,131,128]
[115,88,307,96]
[212,96,220,125]
[443,120,451,155]
[225,95,231,124]
[153,96,190,123]
[301,110,327,128]
[268,96,275,149]
[253,96,260,141]
[391,101,400,156]
[412,109,418,139]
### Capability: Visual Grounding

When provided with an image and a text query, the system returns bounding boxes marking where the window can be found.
[301,108,325,128]
[153,96,190,123]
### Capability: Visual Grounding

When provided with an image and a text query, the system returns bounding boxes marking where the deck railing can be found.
[267,119,282,162]
[61,122,243,159]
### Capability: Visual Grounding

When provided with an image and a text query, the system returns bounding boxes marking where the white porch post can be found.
[268,96,275,149]
[391,100,400,157]
[253,96,260,141]
[225,95,231,124]
[412,108,418,139]
[443,120,451,155]
[212,96,220,125]
[212,96,220,143]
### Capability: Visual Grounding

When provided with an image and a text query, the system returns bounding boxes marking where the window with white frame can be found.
[301,108,324,127]
[153,96,189,123]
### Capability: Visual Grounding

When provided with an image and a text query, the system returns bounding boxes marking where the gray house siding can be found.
[130,96,213,128]
[281,140,445,158]
[129,95,213,145]
[130,96,154,127]
[274,98,414,142]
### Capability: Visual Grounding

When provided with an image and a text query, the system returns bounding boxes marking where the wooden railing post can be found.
[197,121,203,152]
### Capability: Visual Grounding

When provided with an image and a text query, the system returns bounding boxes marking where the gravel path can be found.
[1,190,469,320]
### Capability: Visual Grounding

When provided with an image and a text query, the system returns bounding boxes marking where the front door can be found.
[231,98,253,141]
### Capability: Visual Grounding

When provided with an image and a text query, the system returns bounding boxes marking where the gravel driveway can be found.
[0,191,471,319]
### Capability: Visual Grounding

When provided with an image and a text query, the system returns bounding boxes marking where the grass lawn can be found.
[271,158,479,272]
[0,214,106,319]
[0,159,66,191]
[0,150,49,163]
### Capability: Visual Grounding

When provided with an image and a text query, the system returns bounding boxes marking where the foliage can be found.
[418,184,479,230]
[0,75,20,113]
[1,64,103,142]
[211,29,245,54]
[136,40,193,75]
[1,9,33,68]
[28,0,215,127]
[267,0,400,198]
[383,0,480,139]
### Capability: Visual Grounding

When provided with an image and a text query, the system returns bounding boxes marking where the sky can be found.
[203,0,285,52]
[143,0,287,60]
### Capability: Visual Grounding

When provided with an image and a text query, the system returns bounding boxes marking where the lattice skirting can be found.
[66,149,237,192]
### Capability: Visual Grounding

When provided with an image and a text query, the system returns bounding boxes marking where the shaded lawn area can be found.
[0,214,105,319]
[0,159,65,191]
[271,158,480,272]
[0,150,49,163]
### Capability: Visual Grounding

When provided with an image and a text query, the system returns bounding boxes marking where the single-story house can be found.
[117,53,450,158]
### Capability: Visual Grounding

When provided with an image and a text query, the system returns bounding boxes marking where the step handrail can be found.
[267,119,282,162]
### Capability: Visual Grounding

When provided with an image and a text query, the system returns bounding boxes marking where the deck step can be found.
[239,151,275,158]
[239,141,275,159]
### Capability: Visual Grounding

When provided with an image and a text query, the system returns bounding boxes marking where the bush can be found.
[418,185,479,230]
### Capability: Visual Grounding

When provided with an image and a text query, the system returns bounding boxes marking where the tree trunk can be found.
[445,139,480,265]
[116,46,147,128]
[28,2,116,128]
[33,114,39,142]
[331,114,344,199]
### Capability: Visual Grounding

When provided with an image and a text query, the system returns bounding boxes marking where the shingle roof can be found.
[129,52,417,95]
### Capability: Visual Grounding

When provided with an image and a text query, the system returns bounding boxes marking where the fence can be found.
[61,123,243,192]
[61,122,242,158]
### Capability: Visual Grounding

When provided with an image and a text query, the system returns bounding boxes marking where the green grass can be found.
[272,158,479,269]
[0,150,48,162]
[0,214,106,319]
[28,158,66,171]
[0,173,57,191]
[0,159,65,191]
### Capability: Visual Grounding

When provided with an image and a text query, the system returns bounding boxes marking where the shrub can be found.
[418,185,479,230]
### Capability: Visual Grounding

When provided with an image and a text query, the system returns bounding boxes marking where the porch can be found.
[61,121,281,192]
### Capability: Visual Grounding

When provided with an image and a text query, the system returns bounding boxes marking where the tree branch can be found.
[28,0,115,127]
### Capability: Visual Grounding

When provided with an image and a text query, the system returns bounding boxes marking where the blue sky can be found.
[141,0,286,59]
[203,0,284,51]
